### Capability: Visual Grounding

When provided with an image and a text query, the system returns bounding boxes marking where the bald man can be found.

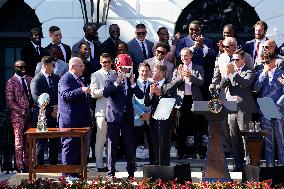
[58,57,92,178]
[6,60,33,172]
[262,39,284,70]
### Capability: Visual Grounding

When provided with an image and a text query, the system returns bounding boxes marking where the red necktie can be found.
[254,42,260,63]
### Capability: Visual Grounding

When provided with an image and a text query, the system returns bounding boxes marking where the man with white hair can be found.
[58,57,92,178]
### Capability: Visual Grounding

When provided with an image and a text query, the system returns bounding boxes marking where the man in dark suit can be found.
[45,26,72,63]
[58,57,92,178]
[21,28,45,77]
[100,24,124,61]
[127,23,154,76]
[242,21,269,70]
[172,47,204,159]
[103,54,144,179]
[72,22,102,72]
[221,49,256,171]
[30,56,60,165]
[144,64,183,166]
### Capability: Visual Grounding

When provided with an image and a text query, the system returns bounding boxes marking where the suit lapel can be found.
[133,39,144,56]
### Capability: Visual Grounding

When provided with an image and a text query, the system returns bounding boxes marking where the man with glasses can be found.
[100,24,124,61]
[58,57,92,179]
[254,51,284,167]
[90,53,116,172]
[145,42,174,81]
[262,39,284,70]
[221,49,256,171]
[128,23,154,76]
[31,56,60,165]
[6,60,33,172]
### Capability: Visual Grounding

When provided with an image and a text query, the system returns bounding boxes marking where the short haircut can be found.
[261,51,276,61]
[139,61,150,70]
[233,49,245,59]
[41,56,56,65]
[109,24,119,31]
[156,42,170,53]
[49,26,60,34]
[136,23,146,29]
[157,27,168,35]
[189,20,201,27]
[83,22,96,32]
[100,53,111,62]
[254,21,268,31]
[180,47,193,55]
[30,28,42,37]
[223,37,237,47]
[79,41,90,48]
[154,63,167,74]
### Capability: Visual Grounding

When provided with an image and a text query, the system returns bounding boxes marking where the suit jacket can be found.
[100,37,123,59]
[30,72,59,125]
[58,72,92,128]
[144,57,174,81]
[72,38,102,72]
[221,66,256,113]
[21,41,45,77]
[103,73,144,123]
[127,38,154,74]
[35,59,68,77]
[6,74,33,121]
[144,78,183,117]
[90,68,116,117]
[172,64,204,108]
[254,68,284,114]
[45,43,72,63]
[132,79,151,126]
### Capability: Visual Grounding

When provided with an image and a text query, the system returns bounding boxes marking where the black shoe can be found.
[97,167,109,172]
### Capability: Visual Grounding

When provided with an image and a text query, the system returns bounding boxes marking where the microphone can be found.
[215,85,221,94]
[209,84,215,94]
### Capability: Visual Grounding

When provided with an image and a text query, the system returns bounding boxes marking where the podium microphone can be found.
[209,84,215,93]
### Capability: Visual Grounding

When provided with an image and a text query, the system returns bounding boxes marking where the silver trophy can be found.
[37,93,50,132]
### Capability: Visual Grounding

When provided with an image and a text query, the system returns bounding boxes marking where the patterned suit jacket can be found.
[6,74,33,122]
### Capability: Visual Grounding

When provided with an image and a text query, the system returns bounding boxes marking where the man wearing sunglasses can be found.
[221,49,256,171]
[127,23,154,76]
[144,42,174,81]
[31,56,60,166]
[261,39,284,70]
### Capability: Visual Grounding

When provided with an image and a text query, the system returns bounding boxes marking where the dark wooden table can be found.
[25,127,89,180]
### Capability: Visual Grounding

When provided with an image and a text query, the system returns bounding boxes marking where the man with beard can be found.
[100,24,124,61]
[6,60,33,172]
[243,21,269,69]
[77,41,92,84]
[72,22,102,72]
[21,28,45,77]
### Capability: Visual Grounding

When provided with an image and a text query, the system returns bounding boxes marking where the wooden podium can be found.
[192,101,237,182]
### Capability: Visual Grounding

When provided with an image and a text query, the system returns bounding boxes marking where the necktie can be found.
[142,80,147,94]
[21,77,30,100]
[254,42,260,63]
[36,46,40,55]
[48,75,53,88]
[77,77,85,87]
[141,42,147,59]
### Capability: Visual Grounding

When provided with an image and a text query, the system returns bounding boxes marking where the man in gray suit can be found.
[172,47,204,159]
[127,23,154,76]
[145,42,174,81]
[220,49,256,171]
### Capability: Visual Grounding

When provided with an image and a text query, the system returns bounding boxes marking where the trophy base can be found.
[36,128,48,132]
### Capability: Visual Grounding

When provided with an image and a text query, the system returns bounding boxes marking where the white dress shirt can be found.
[183,63,192,95]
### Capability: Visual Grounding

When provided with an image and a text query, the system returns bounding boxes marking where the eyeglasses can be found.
[15,66,26,69]
[156,50,166,55]
[136,32,146,36]
[223,44,234,48]
[101,60,111,64]
[261,60,270,65]
[263,45,273,50]
[232,59,239,62]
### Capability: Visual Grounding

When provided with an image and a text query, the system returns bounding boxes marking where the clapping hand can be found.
[195,35,204,48]
[226,63,235,76]
[116,72,125,84]
[150,82,161,96]
[278,74,284,85]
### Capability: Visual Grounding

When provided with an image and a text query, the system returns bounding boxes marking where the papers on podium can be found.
[153,98,176,120]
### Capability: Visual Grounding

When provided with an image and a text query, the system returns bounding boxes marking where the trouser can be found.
[36,138,59,165]
[95,116,107,168]
[107,114,135,177]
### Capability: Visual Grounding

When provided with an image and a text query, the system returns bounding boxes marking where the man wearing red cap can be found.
[103,54,144,179]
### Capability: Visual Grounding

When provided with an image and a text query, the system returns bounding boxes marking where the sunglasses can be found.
[136,32,146,36]
[223,44,234,48]
[232,59,239,62]
[101,60,111,64]
[15,66,26,69]
[261,60,270,65]
[156,50,166,55]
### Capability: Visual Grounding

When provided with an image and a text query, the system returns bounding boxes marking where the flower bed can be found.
[0,177,281,189]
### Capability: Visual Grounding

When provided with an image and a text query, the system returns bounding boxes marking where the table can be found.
[25,127,89,180]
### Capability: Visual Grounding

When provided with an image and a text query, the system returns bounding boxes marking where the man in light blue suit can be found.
[58,57,92,178]
[254,51,284,167]
[35,45,68,77]
[127,23,154,77]
[132,62,153,163]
